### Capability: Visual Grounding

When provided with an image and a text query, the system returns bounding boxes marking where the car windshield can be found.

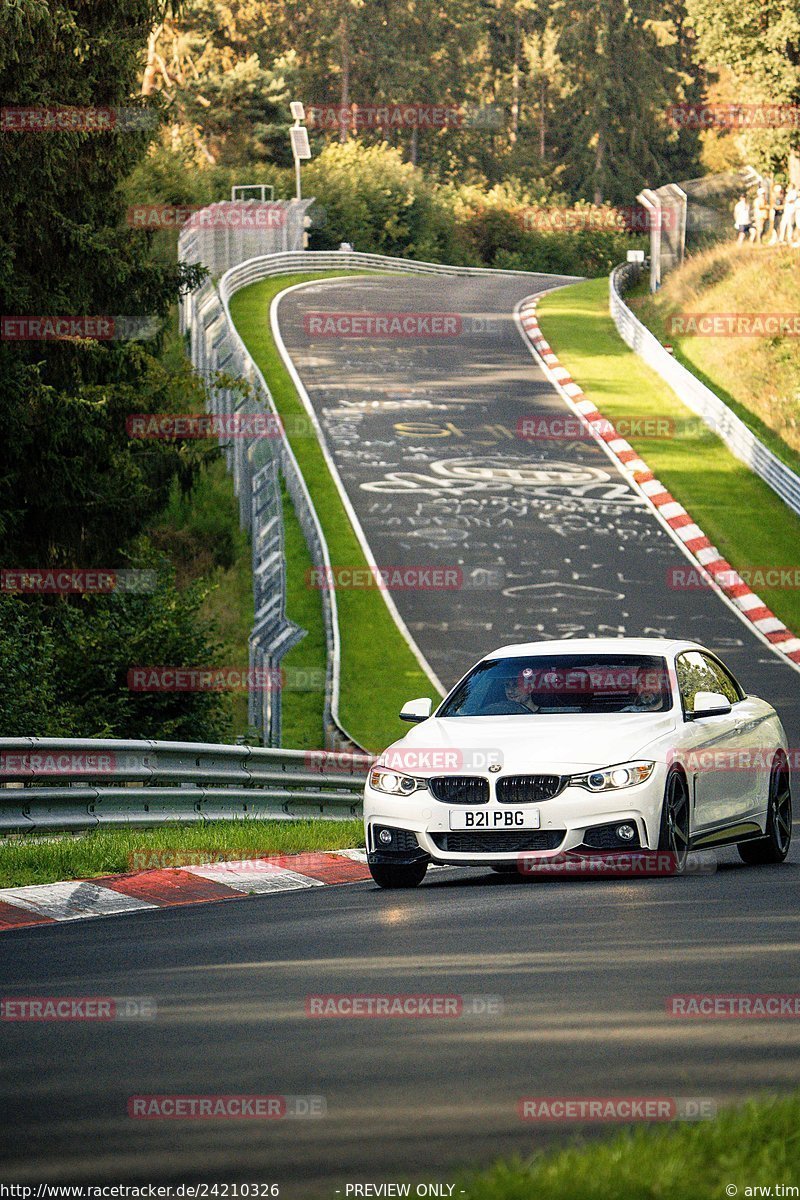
[438,654,673,717]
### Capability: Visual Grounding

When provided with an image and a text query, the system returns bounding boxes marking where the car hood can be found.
[380,713,678,775]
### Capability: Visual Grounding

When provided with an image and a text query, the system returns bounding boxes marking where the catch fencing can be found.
[637,168,762,291]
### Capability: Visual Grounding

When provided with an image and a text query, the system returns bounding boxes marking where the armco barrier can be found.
[179,234,579,752]
[610,264,800,517]
[0,738,372,833]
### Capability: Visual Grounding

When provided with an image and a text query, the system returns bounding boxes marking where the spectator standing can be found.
[752,186,768,243]
[734,194,751,244]
[779,185,797,243]
[768,184,784,244]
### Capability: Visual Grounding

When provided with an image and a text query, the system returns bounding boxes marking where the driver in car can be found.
[503,670,541,713]
[621,671,664,712]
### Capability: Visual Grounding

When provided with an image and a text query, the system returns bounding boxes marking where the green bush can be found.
[0,567,233,742]
[127,139,644,278]
[304,141,458,261]
[302,142,643,276]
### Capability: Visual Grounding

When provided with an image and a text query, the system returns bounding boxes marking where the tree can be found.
[553,0,700,203]
[0,0,230,738]
[685,0,800,176]
[0,0,207,564]
[141,4,295,165]
[481,0,569,182]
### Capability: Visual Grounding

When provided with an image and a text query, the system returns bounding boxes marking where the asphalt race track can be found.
[2,852,800,1195]
[275,273,800,744]
[2,273,799,1196]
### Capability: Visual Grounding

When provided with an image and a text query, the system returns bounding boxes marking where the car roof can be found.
[481,637,701,660]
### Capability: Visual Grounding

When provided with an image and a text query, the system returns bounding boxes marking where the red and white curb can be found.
[0,851,374,932]
[517,295,800,671]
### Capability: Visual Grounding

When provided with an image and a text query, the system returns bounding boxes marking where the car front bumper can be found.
[363,766,668,865]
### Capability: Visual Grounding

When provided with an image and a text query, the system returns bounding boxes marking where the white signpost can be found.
[290,102,312,201]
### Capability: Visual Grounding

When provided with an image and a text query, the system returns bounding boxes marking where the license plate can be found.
[448,808,540,830]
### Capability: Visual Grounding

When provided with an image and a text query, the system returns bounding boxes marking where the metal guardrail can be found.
[217,248,581,285]
[610,264,800,518]
[0,738,372,833]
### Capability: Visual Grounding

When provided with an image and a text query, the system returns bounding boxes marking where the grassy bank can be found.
[459,1093,800,1199]
[229,272,441,752]
[0,820,364,889]
[537,278,800,633]
[629,241,800,470]
[279,477,328,748]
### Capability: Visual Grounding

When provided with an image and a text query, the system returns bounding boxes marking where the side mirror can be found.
[688,690,732,719]
[399,697,433,723]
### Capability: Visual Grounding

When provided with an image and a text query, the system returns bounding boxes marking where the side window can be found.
[701,654,742,704]
[676,651,741,713]
[676,651,722,714]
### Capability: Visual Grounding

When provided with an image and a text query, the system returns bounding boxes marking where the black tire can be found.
[658,769,690,874]
[738,755,792,865]
[368,859,429,889]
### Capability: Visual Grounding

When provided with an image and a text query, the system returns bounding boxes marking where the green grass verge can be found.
[229,272,440,752]
[458,1093,800,1199]
[537,278,800,633]
[280,476,327,748]
[0,820,364,888]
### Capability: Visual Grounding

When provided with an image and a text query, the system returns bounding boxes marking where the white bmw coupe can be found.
[363,638,792,888]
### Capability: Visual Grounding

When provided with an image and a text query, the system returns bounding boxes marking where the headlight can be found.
[570,761,655,792]
[368,768,425,796]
